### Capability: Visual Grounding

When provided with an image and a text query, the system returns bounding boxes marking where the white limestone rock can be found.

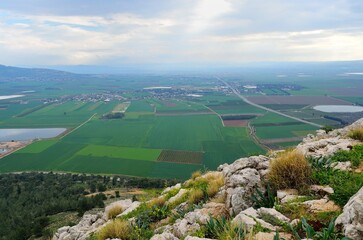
[335,186,363,239]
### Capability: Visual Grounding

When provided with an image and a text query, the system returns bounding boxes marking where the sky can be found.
[0,0,363,67]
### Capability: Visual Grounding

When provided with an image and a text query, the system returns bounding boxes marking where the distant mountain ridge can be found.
[0,64,82,81]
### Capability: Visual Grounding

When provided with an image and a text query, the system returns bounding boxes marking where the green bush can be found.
[330,145,363,167]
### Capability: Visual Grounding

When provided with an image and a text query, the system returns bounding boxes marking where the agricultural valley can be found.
[1,63,363,179]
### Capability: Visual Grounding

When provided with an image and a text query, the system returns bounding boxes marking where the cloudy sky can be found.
[0,0,363,67]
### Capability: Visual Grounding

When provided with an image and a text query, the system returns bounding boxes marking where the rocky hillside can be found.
[53,119,363,240]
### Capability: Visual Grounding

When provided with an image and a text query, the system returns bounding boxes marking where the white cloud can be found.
[0,1,362,66]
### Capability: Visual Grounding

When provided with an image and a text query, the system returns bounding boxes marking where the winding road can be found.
[217,77,323,128]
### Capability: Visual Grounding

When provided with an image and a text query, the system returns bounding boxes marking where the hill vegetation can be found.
[0,172,177,240]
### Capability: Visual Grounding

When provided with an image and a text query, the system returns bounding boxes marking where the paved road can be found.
[217,77,323,128]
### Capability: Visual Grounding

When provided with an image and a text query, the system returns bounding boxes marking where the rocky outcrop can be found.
[168,202,228,238]
[335,186,363,239]
[150,232,179,240]
[218,155,270,215]
[53,212,106,240]
[296,118,363,159]
[53,200,140,240]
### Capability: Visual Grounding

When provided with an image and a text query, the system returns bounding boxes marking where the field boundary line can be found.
[202,104,225,126]
[59,113,97,139]
[247,122,271,151]
[217,76,323,128]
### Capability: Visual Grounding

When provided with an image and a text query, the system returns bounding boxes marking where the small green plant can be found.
[312,168,363,206]
[273,231,286,240]
[205,216,246,240]
[134,204,170,230]
[251,183,277,208]
[309,157,334,170]
[321,126,334,133]
[331,147,363,167]
[288,217,349,240]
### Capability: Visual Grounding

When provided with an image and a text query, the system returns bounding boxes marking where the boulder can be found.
[303,199,340,213]
[237,207,277,231]
[104,199,132,219]
[232,213,257,230]
[162,183,182,195]
[332,161,352,171]
[335,186,363,239]
[276,189,303,203]
[184,202,228,225]
[172,219,200,238]
[184,237,215,240]
[309,185,334,196]
[219,155,269,215]
[254,232,293,240]
[167,189,188,205]
[117,201,140,217]
[257,208,290,225]
[150,232,179,240]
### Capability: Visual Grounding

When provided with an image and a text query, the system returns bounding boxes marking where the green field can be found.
[0,101,119,128]
[0,111,263,179]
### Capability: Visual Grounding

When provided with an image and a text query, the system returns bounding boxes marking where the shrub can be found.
[107,205,123,219]
[96,219,132,240]
[268,150,312,191]
[321,126,334,133]
[348,127,363,141]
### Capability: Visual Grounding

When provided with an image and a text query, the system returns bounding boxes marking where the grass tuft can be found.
[348,127,363,141]
[268,150,312,191]
[107,205,123,219]
[191,171,202,180]
[188,188,205,204]
[96,219,132,240]
[147,196,166,208]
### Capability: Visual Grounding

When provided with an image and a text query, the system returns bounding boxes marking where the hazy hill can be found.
[0,64,82,81]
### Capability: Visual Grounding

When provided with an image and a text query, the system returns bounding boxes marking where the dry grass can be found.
[188,188,205,204]
[147,196,166,208]
[210,194,226,204]
[348,127,363,141]
[268,150,312,191]
[191,170,202,180]
[96,219,132,240]
[107,205,123,219]
[205,172,224,198]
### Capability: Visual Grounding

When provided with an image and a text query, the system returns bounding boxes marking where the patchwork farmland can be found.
[1,70,363,180]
